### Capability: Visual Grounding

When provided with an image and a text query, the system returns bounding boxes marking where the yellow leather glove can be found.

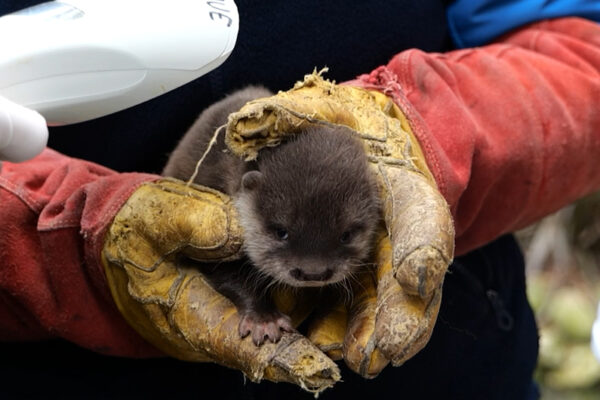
[225,71,455,377]
[102,178,340,393]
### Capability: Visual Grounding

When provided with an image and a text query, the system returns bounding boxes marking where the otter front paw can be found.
[239,310,294,346]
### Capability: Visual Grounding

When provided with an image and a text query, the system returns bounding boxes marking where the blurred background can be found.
[517,191,600,399]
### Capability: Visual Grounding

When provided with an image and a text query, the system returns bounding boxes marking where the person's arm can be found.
[0,149,340,391]
[349,17,600,255]
[0,148,159,355]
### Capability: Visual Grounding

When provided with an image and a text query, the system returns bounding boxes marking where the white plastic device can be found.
[0,0,239,126]
[0,96,48,162]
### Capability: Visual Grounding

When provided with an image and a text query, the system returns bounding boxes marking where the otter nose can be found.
[290,268,333,282]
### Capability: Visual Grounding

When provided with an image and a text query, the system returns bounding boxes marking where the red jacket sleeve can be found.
[349,17,600,255]
[0,148,161,356]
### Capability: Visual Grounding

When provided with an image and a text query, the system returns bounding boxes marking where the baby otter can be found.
[163,87,380,345]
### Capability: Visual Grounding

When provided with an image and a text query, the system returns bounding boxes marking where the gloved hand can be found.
[100,73,451,390]
[103,15,600,381]
[0,96,48,162]
[101,178,341,393]
[225,71,455,377]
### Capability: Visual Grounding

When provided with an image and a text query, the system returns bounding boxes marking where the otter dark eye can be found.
[340,231,352,244]
[275,228,289,240]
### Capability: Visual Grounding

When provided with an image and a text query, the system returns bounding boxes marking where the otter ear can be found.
[241,170,263,192]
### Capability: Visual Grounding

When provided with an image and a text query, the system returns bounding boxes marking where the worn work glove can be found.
[225,71,455,377]
[101,178,341,393]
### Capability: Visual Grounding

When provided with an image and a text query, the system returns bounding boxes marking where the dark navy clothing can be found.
[0,1,545,399]
[1,236,538,400]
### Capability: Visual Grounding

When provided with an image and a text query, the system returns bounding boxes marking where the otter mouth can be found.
[290,268,333,282]
[287,268,344,287]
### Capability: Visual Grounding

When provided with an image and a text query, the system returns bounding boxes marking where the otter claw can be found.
[239,311,294,346]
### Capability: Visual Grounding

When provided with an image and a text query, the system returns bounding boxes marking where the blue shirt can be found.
[449,0,600,48]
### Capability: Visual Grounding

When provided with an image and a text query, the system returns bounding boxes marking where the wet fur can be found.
[163,87,380,345]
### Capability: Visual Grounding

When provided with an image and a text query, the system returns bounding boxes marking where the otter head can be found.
[234,126,380,288]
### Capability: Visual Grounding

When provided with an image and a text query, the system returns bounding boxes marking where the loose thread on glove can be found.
[186,124,226,187]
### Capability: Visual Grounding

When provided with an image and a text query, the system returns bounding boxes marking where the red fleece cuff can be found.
[0,149,162,356]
